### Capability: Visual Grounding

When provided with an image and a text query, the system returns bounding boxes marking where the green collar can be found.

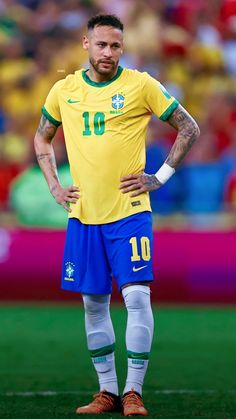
[82,66,123,87]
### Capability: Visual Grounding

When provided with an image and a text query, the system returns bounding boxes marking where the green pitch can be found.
[0,305,236,418]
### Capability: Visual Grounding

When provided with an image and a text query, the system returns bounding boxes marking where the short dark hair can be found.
[87,14,124,32]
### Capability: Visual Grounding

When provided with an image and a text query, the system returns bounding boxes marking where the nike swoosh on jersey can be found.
[67,99,80,103]
[132,265,148,272]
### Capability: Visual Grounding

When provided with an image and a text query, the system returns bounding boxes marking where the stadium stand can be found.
[0,0,236,223]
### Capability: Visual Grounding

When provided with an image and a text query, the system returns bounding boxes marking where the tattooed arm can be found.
[34,115,79,212]
[120,104,200,197]
[165,104,200,168]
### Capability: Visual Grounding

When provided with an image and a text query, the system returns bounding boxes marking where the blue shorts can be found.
[61,211,153,294]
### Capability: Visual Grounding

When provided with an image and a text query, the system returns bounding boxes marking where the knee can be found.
[122,287,151,312]
[122,286,154,350]
[83,294,110,317]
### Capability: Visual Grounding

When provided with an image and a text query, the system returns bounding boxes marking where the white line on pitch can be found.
[2,389,236,397]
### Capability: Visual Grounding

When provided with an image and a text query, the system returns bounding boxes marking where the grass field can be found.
[0,304,236,418]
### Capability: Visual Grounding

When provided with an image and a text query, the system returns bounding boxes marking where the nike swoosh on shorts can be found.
[132,265,148,272]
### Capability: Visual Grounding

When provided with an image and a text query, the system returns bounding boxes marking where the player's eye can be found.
[112,44,120,49]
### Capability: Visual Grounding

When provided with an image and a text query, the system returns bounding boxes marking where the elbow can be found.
[192,121,200,142]
[33,133,41,154]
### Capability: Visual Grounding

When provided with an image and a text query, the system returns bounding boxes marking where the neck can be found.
[86,65,119,83]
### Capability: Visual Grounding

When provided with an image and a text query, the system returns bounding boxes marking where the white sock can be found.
[125,358,149,395]
[92,352,118,395]
[82,294,119,395]
[122,285,154,395]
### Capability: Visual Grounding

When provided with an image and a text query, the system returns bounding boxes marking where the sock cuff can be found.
[89,343,115,358]
[127,350,150,360]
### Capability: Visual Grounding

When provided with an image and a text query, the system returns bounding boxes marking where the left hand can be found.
[120,172,162,197]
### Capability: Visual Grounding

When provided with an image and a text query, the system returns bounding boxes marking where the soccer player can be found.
[34,14,200,416]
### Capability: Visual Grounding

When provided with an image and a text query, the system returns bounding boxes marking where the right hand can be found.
[50,184,80,212]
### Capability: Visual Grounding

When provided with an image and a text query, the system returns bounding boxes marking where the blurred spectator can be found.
[224,170,236,210]
[221,129,236,211]
[0,102,6,134]
[221,128,236,172]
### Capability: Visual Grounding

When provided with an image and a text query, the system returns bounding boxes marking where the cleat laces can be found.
[123,391,144,406]
[92,392,115,410]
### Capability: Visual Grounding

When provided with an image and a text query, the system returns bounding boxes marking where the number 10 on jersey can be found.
[82,112,105,136]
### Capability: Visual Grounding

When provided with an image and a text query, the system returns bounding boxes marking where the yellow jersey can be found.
[42,67,179,224]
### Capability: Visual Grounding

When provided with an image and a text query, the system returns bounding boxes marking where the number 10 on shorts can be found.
[129,236,151,262]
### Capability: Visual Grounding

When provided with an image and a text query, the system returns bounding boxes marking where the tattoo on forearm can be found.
[166,105,200,167]
[50,184,59,194]
[36,153,51,161]
[34,116,60,192]
[36,150,59,186]
[37,115,57,140]
[36,152,57,171]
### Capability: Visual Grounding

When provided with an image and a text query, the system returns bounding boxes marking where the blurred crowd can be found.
[1,0,236,217]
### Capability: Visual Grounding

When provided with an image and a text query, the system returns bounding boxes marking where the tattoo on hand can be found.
[143,174,161,190]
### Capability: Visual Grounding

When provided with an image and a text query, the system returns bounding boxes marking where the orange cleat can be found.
[76,391,121,414]
[122,389,148,416]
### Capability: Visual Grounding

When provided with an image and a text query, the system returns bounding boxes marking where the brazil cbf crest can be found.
[112,94,125,110]
[65,261,75,279]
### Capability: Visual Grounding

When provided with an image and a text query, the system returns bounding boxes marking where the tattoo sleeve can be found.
[36,115,57,140]
[165,105,200,168]
[34,115,60,192]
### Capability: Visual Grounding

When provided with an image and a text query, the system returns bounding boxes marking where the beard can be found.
[89,57,118,76]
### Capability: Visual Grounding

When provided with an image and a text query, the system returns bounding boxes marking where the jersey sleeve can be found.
[142,73,179,120]
[41,80,62,127]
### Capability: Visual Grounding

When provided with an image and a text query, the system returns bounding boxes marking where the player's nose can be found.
[103,46,112,57]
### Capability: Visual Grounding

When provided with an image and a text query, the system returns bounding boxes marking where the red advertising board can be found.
[0,228,236,303]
